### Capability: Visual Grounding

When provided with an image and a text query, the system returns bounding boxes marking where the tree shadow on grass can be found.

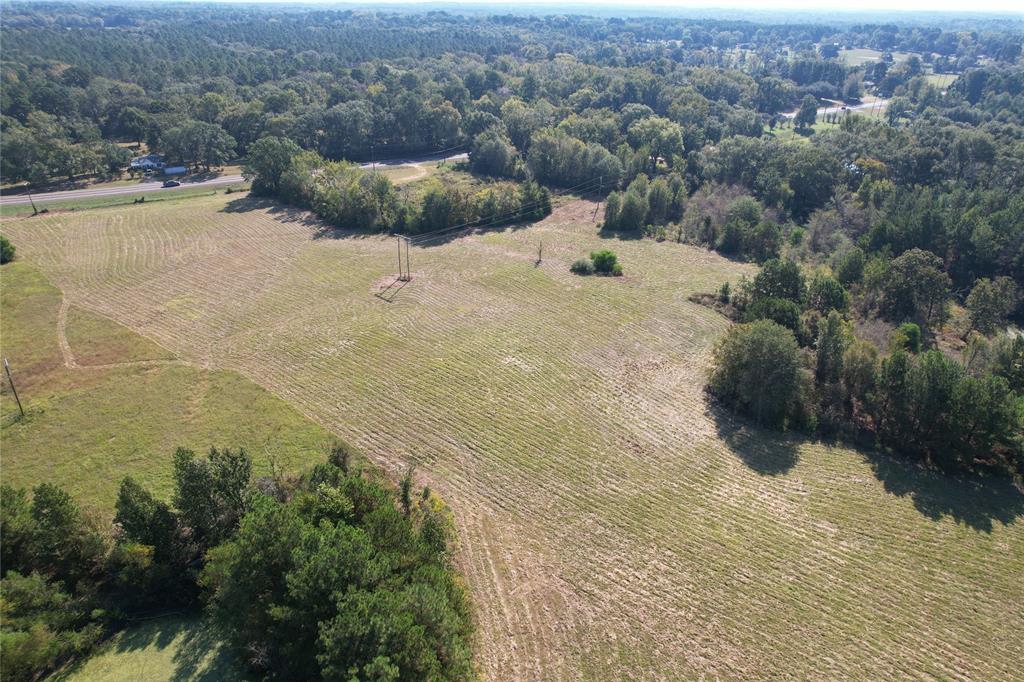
[410,218,537,248]
[709,399,1023,530]
[53,613,247,681]
[862,449,1024,532]
[598,224,644,241]
[219,196,329,232]
[709,404,799,476]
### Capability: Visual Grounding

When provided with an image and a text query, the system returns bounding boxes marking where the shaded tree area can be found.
[0,444,472,681]
[707,252,1024,484]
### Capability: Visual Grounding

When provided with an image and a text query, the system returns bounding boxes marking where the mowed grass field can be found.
[2,192,1022,679]
[838,48,915,66]
[0,259,333,509]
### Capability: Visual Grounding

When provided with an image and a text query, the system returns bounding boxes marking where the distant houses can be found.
[129,153,165,170]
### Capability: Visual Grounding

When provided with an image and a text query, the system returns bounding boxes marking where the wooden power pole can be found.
[4,357,25,417]
[396,235,404,280]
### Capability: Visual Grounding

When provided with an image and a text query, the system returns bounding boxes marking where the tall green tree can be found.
[243,136,301,195]
[795,95,818,129]
[709,320,802,427]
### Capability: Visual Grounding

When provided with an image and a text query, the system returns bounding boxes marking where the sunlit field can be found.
[3,190,1021,679]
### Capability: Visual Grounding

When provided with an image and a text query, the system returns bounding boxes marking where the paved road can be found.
[0,152,468,207]
[0,174,245,206]
[781,98,888,119]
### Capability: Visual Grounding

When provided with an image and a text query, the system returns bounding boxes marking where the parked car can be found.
[162,180,181,188]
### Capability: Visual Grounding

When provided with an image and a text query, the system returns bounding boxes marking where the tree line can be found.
[243,136,552,234]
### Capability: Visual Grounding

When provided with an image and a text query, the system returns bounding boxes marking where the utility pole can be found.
[27,190,38,216]
[537,240,542,264]
[4,358,24,418]
[397,235,404,280]
[404,237,411,281]
[593,176,603,223]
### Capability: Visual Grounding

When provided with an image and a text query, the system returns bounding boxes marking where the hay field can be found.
[2,193,1022,680]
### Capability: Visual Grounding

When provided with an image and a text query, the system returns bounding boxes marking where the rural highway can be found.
[781,98,888,119]
[0,152,468,206]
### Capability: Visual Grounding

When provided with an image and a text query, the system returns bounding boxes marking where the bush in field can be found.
[570,258,594,275]
[1,235,15,264]
[892,322,922,353]
[590,250,622,276]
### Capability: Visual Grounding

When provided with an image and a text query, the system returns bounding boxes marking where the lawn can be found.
[924,72,957,89]
[2,191,1021,679]
[377,160,439,184]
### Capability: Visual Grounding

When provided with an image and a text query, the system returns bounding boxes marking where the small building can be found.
[129,153,165,170]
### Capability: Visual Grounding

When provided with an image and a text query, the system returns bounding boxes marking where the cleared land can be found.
[839,48,914,66]
[2,191,1022,679]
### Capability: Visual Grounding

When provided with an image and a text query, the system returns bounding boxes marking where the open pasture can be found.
[2,192,1022,680]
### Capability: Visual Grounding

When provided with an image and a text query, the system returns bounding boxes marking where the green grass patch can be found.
[839,48,914,66]
[53,615,247,682]
[64,306,177,366]
[377,161,437,184]
[0,262,333,510]
[924,72,957,89]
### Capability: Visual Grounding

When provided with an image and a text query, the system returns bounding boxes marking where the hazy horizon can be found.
[121,0,1024,16]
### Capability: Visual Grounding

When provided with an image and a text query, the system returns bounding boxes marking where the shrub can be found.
[590,250,620,276]
[751,258,805,303]
[834,247,865,286]
[1,235,15,264]
[892,322,921,353]
[570,258,594,275]
[806,273,849,313]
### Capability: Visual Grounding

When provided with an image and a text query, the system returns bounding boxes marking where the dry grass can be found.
[2,192,1022,680]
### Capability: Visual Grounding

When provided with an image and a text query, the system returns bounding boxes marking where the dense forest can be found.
[0,444,473,681]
